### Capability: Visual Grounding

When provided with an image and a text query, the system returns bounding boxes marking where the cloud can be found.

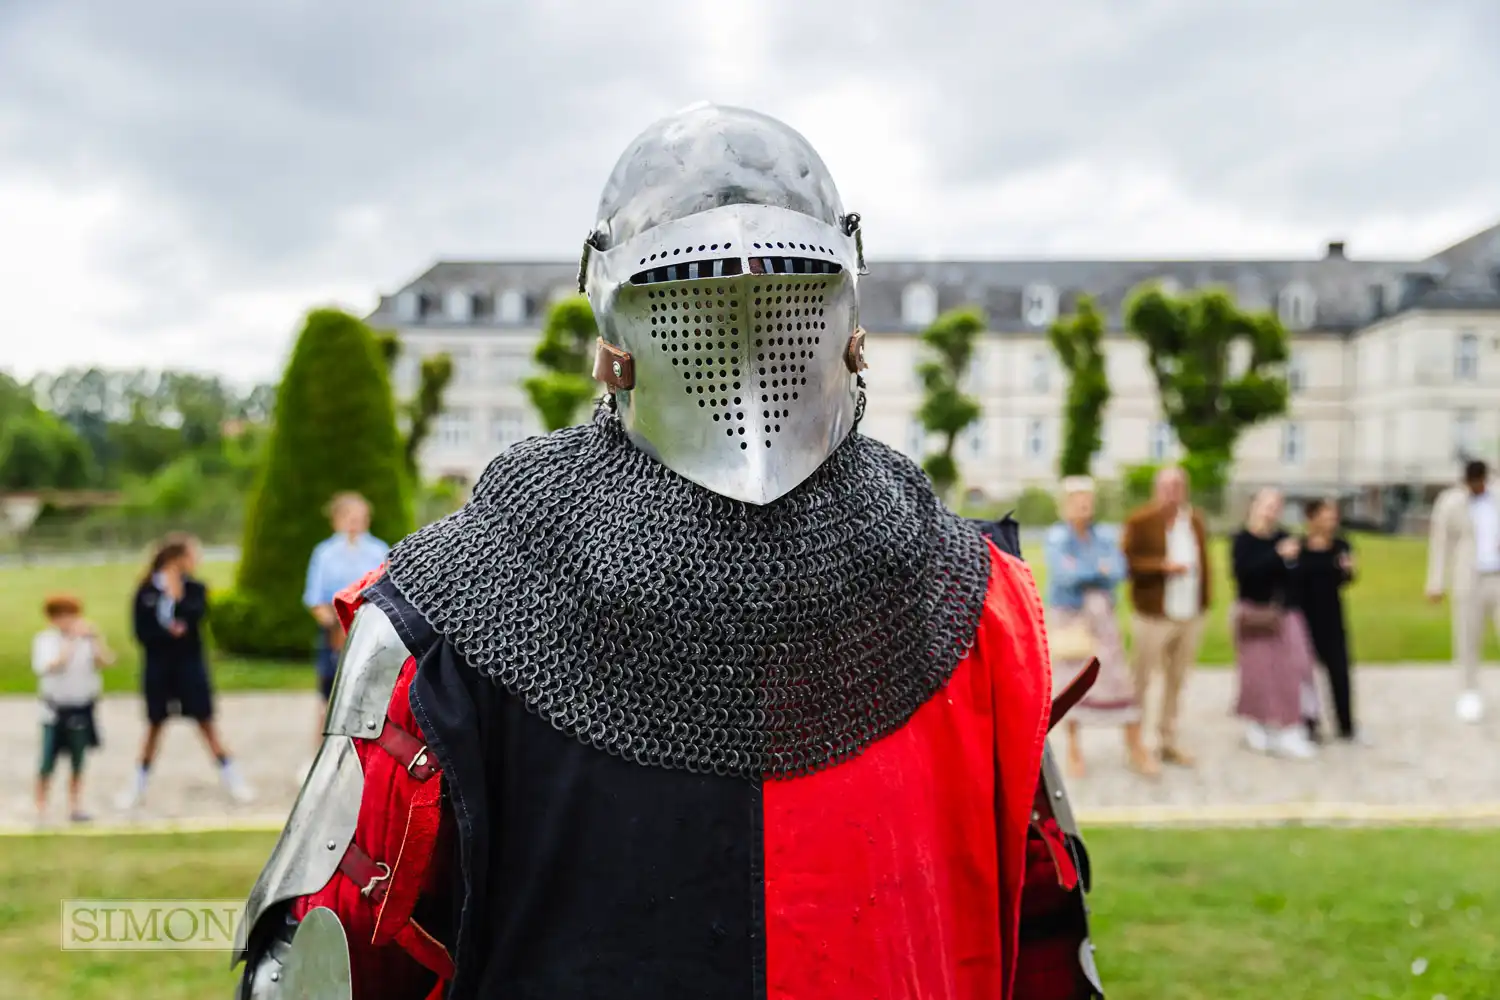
[0,0,1495,379]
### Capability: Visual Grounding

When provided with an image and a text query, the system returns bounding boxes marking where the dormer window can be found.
[445,289,472,322]
[1278,282,1317,331]
[1155,276,1181,297]
[497,289,526,325]
[901,282,938,328]
[395,290,419,321]
[1023,284,1058,327]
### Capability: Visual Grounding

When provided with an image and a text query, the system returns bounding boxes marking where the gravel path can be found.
[3,666,1496,830]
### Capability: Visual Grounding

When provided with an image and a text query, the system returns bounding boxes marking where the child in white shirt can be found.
[33,594,114,822]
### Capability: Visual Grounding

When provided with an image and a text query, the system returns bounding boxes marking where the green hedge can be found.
[215,309,413,657]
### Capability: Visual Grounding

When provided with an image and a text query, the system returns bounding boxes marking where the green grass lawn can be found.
[0,534,1488,695]
[0,826,1494,998]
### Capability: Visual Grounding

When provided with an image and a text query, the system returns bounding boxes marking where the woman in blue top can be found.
[1044,477,1152,778]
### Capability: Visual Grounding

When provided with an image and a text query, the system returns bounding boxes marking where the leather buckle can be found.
[593,338,635,390]
[844,327,868,373]
[406,746,430,778]
[360,861,392,899]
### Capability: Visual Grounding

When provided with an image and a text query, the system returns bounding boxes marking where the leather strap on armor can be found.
[593,338,635,391]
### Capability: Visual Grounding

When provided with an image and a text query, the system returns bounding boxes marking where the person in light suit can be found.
[1426,459,1499,723]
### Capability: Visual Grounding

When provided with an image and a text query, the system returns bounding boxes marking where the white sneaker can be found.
[221,764,256,805]
[1456,690,1484,724]
[1244,723,1271,754]
[1272,727,1318,760]
[115,786,144,811]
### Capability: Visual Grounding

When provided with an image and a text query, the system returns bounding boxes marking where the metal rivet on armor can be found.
[1055,789,1064,799]
[270,972,280,983]
[365,719,377,731]
[326,840,337,850]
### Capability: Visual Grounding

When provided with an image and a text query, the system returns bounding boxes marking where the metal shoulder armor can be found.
[234,604,411,989]
[1040,743,1105,997]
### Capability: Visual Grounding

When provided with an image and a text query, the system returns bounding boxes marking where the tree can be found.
[215,308,414,657]
[0,374,94,490]
[524,295,598,431]
[373,333,453,478]
[1125,285,1290,505]
[0,412,93,490]
[1048,295,1112,478]
[915,307,985,501]
[402,354,454,477]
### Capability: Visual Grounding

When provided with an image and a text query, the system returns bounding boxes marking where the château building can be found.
[366,222,1500,509]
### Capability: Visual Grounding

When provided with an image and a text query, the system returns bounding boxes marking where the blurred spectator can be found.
[1121,466,1210,767]
[119,533,254,809]
[32,594,113,822]
[1425,459,1497,724]
[1231,488,1318,760]
[1296,498,1362,743]
[303,493,390,709]
[1043,476,1150,777]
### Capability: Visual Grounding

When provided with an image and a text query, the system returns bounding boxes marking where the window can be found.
[1287,350,1306,395]
[395,290,419,321]
[1155,275,1181,297]
[393,353,419,394]
[1281,422,1305,465]
[549,285,575,304]
[491,410,526,450]
[1023,284,1058,328]
[1029,351,1050,392]
[1456,331,1479,381]
[497,289,527,325]
[436,409,472,450]
[967,424,985,458]
[448,346,475,386]
[489,346,527,385]
[965,342,989,393]
[1025,418,1047,459]
[445,289,472,322]
[902,282,938,328]
[1278,283,1316,331]
[1454,409,1478,459]
[1149,421,1175,462]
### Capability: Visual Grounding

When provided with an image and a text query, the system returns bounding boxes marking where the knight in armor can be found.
[235,103,1105,1000]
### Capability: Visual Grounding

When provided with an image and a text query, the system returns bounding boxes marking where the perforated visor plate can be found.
[587,205,861,504]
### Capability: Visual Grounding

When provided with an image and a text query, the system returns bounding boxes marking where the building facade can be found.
[366,225,1500,504]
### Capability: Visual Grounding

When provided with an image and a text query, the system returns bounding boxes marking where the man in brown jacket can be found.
[1121,466,1211,767]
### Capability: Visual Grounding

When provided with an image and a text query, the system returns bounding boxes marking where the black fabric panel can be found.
[474,680,759,998]
[969,512,1024,560]
[392,563,758,1000]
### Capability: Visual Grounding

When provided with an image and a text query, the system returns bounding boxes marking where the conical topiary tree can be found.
[214,308,414,657]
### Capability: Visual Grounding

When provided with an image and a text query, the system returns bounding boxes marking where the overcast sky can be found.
[1,0,1496,383]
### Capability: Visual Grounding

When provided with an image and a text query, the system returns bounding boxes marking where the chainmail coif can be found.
[385,404,992,780]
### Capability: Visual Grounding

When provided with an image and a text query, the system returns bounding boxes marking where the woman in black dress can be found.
[119,533,254,809]
[1296,498,1360,742]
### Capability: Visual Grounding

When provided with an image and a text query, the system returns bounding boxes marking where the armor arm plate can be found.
[325,603,409,739]
[235,735,362,969]
[237,606,408,969]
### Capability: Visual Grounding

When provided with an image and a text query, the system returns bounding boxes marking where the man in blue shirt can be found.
[303,492,390,705]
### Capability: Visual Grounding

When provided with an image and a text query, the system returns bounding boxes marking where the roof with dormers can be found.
[368,222,1500,334]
